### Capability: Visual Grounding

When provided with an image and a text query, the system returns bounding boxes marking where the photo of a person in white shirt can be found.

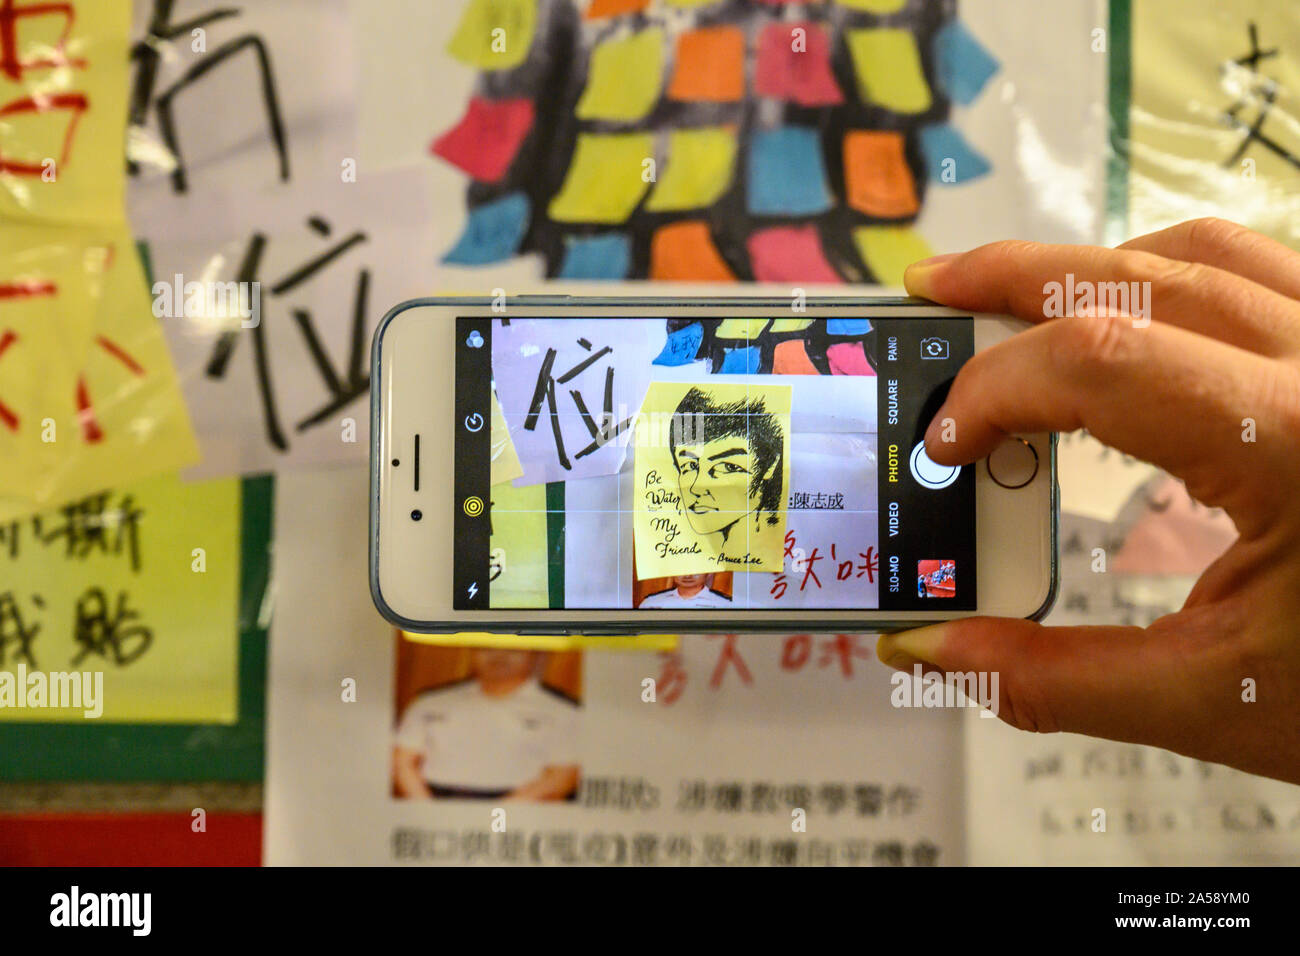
[636,573,733,609]
[392,648,580,801]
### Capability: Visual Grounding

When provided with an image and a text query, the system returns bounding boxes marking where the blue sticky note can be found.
[827,318,872,336]
[443,193,531,265]
[747,127,832,216]
[653,322,704,366]
[933,20,999,107]
[919,124,992,184]
[719,346,761,374]
[558,234,631,280]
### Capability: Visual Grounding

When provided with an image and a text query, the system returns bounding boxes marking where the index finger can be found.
[904,239,1300,358]
[923,316,1298,540]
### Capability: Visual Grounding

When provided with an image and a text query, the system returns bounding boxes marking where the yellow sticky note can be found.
[714,318,770,340]
[846,29,933,114]
[646,127,738,212]
[0,230,97,452]
[490,391,524,485]
[403,630,679,651]
[489,480,549,608]
[770,318,814,332]
[0,225,200,522]
[835,0,907,11]
[665,0,718,7]
[853,226,933,286]
[633,380,791,577]
[576,27,664,122]
[448,0,538,70]
[0,473,240,723]
[0,0,129,226]
[1130,0,1300,248]
[549,133,655,223]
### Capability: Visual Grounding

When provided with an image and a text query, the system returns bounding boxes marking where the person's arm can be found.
[391,746,435,799]
[505,764,580,801]
[877,218,1300,785]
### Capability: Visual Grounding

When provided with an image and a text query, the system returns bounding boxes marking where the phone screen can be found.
[452,316,975,612]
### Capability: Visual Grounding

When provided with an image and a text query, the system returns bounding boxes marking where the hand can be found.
[876,218,1300,785]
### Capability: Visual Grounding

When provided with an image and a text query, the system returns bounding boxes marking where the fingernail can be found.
[903,253,959,299]
[876,624,948,669]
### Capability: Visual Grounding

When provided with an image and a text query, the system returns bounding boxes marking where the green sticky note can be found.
[549,132,655,223]
[853,226,934,287]
[835,0,907,12]
[448,0,538,70]
[846,28,933,114]
[646,127,738,212]
[577,27,664,122]
[714,318,771,340]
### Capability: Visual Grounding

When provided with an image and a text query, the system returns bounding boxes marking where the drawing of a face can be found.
[674,437,768,535]
[669,388,784,543]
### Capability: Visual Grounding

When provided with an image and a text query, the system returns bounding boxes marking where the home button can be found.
[987,438,1038,489]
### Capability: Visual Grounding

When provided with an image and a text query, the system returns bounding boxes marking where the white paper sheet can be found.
[128,0,360,240]
[264,472,965,865]
[493,318,662,486]
[149,168,435,478]
[1058,431,1159,523]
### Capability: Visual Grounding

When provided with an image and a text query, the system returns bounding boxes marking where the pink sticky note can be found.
[748,226,842,283]
[431,97,535,183]
[755,22,844,107]
[827,341,876,376]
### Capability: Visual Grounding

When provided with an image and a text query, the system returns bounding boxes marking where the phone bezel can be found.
[371,296,1059,634]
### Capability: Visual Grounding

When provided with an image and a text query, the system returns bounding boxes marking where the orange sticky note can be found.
[667,26,746,102]
[586,0,650,17]
[650,222,735,281]
[845,130,920,218]
[773,339,820,375]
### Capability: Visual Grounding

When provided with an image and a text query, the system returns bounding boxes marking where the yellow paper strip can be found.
[402,630,679,651]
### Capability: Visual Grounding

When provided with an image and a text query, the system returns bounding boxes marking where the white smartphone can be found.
[370,296,1058,634]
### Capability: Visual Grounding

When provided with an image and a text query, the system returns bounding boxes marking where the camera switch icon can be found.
[920,337,949,360]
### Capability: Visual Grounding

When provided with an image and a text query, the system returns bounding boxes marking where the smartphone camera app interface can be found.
[453,316,975,612]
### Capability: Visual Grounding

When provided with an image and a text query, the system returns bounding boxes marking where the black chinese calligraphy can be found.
[203,217,371,452]
[1221,22,1300,171]
[129,0,289,192]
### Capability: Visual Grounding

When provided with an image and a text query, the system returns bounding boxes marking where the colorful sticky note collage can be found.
[650,316,877,377]
[434,0,1000,283]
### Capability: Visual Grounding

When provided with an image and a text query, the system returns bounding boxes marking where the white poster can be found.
[265,468,966,866]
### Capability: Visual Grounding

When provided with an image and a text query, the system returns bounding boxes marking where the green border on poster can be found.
[1106,0,1132,245]
[545,481,565,609]
[0,475,273,781]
